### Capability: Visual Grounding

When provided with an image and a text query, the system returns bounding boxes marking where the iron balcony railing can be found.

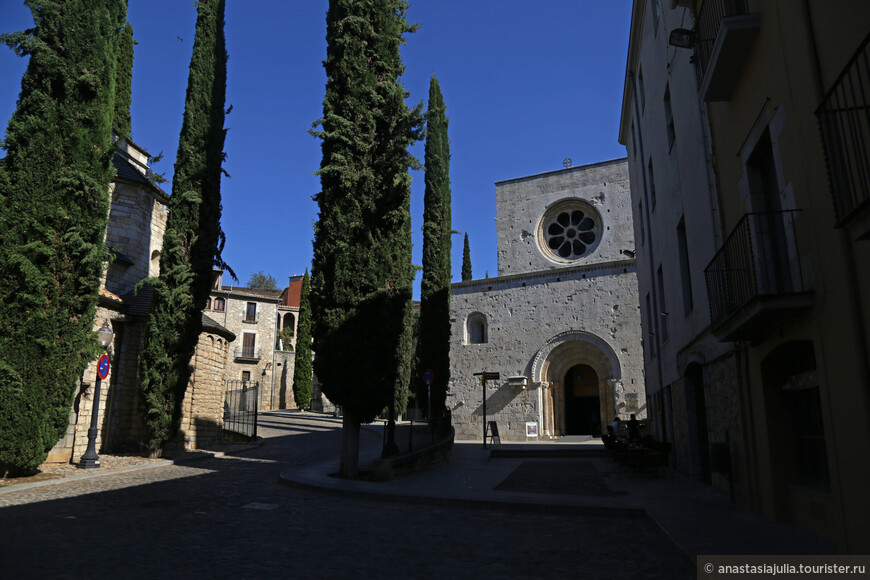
[817,31,870,226]
[694,0,751,84]
[223,381,258,441]
[234,346,262,360]
[704,210,806,331]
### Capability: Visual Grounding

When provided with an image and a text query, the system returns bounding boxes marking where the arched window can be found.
[213,297,225,312]
[466,312,488,344]
[205,298,212,310]
[284,313,296,336]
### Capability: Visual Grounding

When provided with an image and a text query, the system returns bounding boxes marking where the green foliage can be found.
[137,0,228,452]
[246,270,277,290]
[462,233,472,281]
[310,0,423,431]
[292,270,313,409]
[0,0,128,475]
[416,76,452,418]
[114,21,135,138]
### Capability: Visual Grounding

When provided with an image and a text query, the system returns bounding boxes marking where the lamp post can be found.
[78,320,114,469]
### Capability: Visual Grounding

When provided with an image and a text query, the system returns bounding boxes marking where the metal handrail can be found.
[816,31,870,224]
[694,0,751,84]
[704,210,805,329]
[234,346,262,359]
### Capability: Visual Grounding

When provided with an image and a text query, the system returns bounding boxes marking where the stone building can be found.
[449,159,645,442]
[47,136,237,462]
[619,0,870,552]
[206,274,302,411]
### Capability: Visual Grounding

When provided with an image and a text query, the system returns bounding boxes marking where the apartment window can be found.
[631,121,638,157]
[638,201,645,244]
[648,158,657,209]
[241,370,251,382]
[664,85,675,150]
[213,297,225,312]
[645,293,656,358]
[245,302,257,323]
[677,217,694,315]
[657,265,668,342]
[651,0,661,35]
[638,69,646,112]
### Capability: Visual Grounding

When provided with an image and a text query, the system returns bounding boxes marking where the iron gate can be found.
[223,380,259,441]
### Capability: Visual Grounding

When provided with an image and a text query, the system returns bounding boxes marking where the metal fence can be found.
[223,381,258,441]
[694,0,750,84]
[817,31,870,225]
[704,210,805,331]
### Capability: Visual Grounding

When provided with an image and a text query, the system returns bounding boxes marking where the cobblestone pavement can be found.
[0,413,692,579]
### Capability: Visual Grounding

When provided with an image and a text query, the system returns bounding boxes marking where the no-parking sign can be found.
[97,353,110,380]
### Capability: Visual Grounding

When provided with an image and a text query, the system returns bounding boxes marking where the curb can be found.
[277,461,647,519]
[0,437,266,496]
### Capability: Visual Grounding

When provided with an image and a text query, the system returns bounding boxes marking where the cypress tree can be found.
[416,76,452,420]
[137,0,229,453]
[0,0,128,475]
[462,233,472,281]
[292,269,313,409]
[311,0,423,478]
[114,21,135,138]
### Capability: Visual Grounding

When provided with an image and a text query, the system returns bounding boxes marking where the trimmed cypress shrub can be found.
[114,21,135,138]
[462,233,472,281]
[416,76,452,419]
[292,270,313,409]
[310,0,423,477]
[0,0,128,475]
[136,0,229,453]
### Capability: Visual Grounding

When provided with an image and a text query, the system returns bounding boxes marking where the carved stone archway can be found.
[531,331,621,438]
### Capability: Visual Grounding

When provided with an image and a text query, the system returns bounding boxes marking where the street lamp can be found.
[78,320,114,469]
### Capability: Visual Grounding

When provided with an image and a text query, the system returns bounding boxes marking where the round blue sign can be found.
[423,369,434,385]
[97,353,110,380]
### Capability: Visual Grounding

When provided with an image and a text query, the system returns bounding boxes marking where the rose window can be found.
[544,209,597,259]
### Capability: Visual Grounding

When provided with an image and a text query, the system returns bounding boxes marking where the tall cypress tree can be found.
[0,0,128,475]
[462,233,472,281]
[416,76,452,420]
[292,269,313,409]
[311,0,422,478]
[114,21,135,138]
[137,0,228,453]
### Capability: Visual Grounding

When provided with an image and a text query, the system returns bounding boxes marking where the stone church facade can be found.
[449,158,645,441]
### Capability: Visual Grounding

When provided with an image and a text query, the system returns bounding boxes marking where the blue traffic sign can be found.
[97,353,110,380]
[423,369,434,385]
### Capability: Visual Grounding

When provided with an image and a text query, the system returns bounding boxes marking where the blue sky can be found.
[0,1,631,295]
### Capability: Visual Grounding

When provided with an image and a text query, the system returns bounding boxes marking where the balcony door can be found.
[242,332,255,358]
[747,129,792,294]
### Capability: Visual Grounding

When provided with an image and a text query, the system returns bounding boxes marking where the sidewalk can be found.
[279,436,836,563]
[0,439,263,495]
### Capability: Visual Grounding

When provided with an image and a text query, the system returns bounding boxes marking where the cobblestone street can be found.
[0,414,691,579]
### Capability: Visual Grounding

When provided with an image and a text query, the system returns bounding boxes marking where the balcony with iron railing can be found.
[817,31,870,239]
[234,346,262,361]
[704,210,812,342]
[693,0,760,102]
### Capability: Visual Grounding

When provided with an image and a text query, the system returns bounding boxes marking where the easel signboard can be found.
[525,421,539,441]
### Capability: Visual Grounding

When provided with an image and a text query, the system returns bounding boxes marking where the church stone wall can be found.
[449,263,644,441]
[496,158,633,276]
[448,159,644,442]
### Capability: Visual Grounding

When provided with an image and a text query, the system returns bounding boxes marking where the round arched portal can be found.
[533,332,620,438]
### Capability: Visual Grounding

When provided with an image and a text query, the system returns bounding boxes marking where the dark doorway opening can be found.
[686,363,711,483]
[564,364,600,435]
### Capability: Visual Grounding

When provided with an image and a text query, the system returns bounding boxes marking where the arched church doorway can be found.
[563,364,600,435]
